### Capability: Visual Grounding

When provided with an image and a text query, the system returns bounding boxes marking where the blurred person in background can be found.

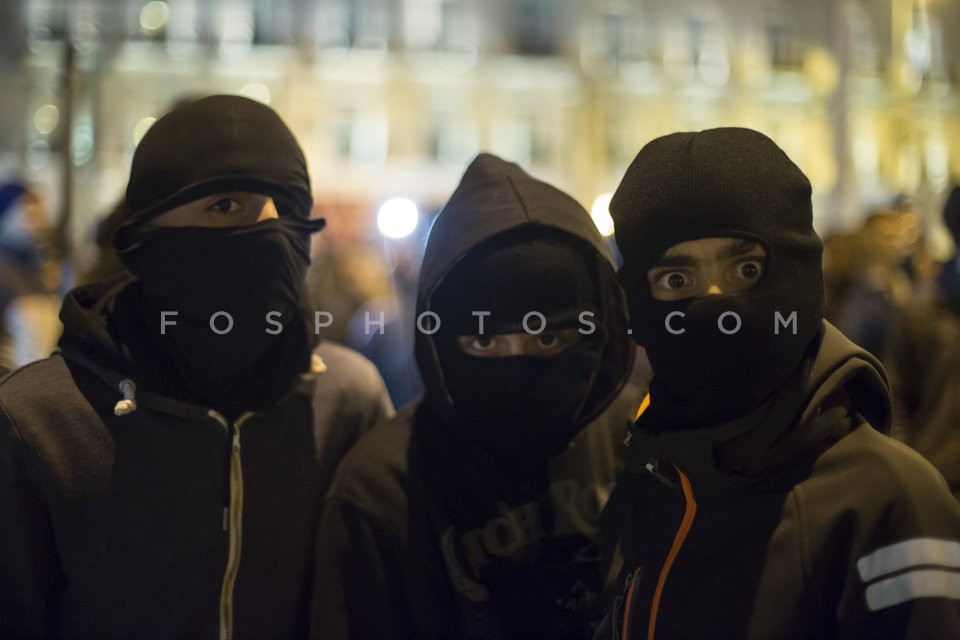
[885,184,960,497]
[311,153,641,639]
[0,95,393,639]
[830,209,917,358]
[598,128,960,639]
[0,180,61,373]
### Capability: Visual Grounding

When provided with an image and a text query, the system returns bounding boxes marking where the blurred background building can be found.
[0,0,958,403]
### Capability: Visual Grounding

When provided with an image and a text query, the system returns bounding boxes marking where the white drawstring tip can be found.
[113,379,138,416]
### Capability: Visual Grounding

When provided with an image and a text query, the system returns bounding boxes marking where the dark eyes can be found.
[537,334,558,347]
[209,197,242,215]
[457,329,581,357]
[737,260,763,280]
[472,335,493,349]
[666,273,687,289]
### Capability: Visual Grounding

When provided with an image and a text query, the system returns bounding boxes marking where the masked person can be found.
[0,95,393,639]
[594,127,960,640]
[310,153,640,640]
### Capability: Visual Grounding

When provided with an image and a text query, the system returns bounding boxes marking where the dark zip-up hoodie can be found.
[311,154,640,639]
[597,322,960,640]
[0,279,393,639]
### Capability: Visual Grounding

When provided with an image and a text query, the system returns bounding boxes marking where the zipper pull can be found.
[644,458,676,490]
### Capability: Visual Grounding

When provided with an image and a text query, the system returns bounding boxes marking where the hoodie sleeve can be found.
[813,428,960,639]
[310,496,410,640]
[0,405,60,638]
[311,342,395,499]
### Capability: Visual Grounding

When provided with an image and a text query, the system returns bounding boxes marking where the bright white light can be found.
[377,198,419,239]
[132,117,157,145]
[591,193,615,237]
[33,104,60,135]
[140,1,170,33]
[239,83,271,104]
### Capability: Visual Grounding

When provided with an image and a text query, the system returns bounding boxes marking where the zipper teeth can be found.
[215,412,252,640]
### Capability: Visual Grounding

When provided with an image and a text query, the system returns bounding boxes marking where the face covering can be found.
[626,271,816,427]
[436,343,602,460]
[119,219,313,413]
[430,233,605,460]
[611,127,824,428]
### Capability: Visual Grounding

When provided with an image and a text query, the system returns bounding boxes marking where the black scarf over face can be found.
[115,220,316,416]
[611,127,825,428]
[429,233,605,463]
[111,95,325,415]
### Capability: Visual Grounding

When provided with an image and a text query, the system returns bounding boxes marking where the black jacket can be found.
[0,279,394,639]
[311,154,639,639]
[597,322,960,639]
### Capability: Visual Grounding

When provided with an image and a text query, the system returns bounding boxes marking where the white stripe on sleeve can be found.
[864,569,960,611]
[857,538,960,582]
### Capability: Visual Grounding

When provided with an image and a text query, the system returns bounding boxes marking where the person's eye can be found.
[736,259,764,280]
[656,271,689,291]
[529,329,580,355]
[533,333,565,353]
[456,334,506,356]
[208,197,242,215]
[471,335,494,350]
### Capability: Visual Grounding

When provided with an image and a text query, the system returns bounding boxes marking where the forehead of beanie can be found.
[123,95,314,226]
[610,127,816,270]
[431,229,599,335]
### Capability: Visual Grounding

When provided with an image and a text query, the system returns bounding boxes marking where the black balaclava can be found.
[113,95,325,415]
[430,229,605,462]
[611,127,824,428]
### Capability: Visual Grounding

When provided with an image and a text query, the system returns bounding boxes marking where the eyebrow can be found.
[720,239,764,259]
[650,239,764,270]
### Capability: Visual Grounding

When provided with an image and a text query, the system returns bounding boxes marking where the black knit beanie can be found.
[611,127,825,426]
[611,127,820,282]
[116,94,324,253]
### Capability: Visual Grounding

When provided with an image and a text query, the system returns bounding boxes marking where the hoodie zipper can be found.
[209,410,253,640]
[618,460,697,640]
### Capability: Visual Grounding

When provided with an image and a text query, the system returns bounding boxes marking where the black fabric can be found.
[610,127,824,427]
[114,220,313,416]
[431,232,599,334]
[116,94,324,253]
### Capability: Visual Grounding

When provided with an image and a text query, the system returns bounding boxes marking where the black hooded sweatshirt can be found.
[310,154,640,640]
[0,278,393,639]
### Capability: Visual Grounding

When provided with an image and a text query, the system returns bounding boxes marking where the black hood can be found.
[58,280,136,379]
[414,153,633,428]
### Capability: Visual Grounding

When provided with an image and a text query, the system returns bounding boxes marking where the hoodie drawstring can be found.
[113,379,138,416]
